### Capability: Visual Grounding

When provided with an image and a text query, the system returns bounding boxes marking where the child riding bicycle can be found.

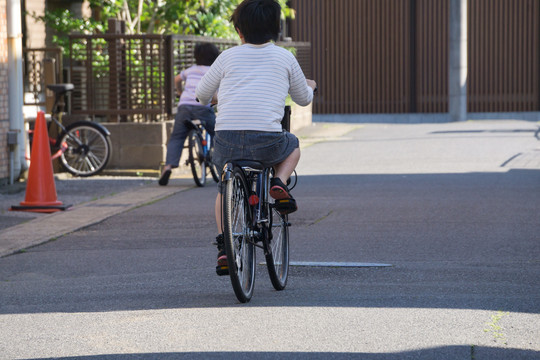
[195,0,317,275]
[159,42,220,186]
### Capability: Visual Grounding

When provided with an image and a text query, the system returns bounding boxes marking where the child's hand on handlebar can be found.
[306,79,317,91]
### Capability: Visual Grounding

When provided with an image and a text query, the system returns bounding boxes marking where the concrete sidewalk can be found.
[0,183,190,257]
[0,122,359,258]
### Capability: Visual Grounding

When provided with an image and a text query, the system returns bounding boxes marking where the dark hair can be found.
[194,43,220,66]
[230,0,281,44]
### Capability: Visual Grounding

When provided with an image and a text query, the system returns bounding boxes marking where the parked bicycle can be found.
[185,118,219,187]
[27,84,112,177]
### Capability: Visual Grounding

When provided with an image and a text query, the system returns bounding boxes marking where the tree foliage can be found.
[32,0,294,50]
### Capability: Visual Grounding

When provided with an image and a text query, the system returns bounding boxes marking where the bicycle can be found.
[28,83,112,177]
[220,107,296,303]
[184,118,219,187]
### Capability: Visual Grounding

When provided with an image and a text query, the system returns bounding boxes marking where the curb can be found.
[296,123,361,149]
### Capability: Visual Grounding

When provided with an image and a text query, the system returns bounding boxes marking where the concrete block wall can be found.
[290,102,312,132]
[104,121,173,169]
[104,104,312,170]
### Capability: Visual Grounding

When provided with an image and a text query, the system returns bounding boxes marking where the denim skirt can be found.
[212,130,299,192]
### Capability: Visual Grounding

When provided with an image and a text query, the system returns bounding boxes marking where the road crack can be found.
[309,210,333,226]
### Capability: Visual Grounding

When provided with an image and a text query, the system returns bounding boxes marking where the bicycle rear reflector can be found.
[248,194,259,206]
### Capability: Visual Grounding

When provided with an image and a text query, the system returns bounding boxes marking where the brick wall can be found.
[0,0,9,184]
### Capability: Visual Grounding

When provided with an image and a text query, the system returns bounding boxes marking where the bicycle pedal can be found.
[275,198,295,205]
[216,265,229,276]
[274,198,297,215]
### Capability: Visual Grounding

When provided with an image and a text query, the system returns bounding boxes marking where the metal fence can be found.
[68,34,169,122]
[65,34,311,122]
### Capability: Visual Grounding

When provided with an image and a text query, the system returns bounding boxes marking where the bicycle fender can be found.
[222,162,234,182]
[91,122,111,136]
[62,121,111,137]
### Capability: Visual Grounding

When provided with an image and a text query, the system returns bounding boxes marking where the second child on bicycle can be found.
[159,42,220,186]
[195,0,317,274]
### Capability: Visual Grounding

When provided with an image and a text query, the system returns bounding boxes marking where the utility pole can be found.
[449,0,467,122]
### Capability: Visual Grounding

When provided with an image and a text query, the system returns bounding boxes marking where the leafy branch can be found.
[31,0,295,51]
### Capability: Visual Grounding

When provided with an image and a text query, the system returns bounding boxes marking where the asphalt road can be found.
[0,120,539,359]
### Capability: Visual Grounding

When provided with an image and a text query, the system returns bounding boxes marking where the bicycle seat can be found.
[47,83,74,96]
[184,119,203,130]
[233,160,265,170]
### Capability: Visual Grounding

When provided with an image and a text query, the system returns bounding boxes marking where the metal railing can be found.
[68,34,168,122]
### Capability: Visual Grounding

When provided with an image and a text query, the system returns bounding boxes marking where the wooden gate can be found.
[289,0,540,114]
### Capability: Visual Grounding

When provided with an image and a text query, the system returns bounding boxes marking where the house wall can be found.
[24,0,46,48]
[24,0,89,48]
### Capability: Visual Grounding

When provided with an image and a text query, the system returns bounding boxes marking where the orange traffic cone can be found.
[11,111,71,213]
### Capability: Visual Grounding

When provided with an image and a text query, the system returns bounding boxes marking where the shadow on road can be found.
[30,347,540,360]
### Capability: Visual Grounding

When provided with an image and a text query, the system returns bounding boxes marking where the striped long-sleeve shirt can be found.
[195,42,313,132]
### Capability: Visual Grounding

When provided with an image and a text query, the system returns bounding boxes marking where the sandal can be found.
[216,249,229,276]
[270,178,291,200]
[215,234,229,276]
[158,169,172,186]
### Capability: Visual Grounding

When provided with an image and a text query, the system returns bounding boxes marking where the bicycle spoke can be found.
[86,151,105,169]
[84,132,100,147]
[272,221,284,266]
[265,207,289,290]
[235,237,243,270]
[239,242,250,285]
[223,167,255,302]
[83,155,97,172]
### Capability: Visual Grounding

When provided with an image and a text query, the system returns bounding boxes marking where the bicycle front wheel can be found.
[265,207,289,290]
[58,122,111,177]
[223,167,256,303]
[188,130,206,187]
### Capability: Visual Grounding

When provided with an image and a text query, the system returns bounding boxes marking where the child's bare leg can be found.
[215,193,222,234]
[274,148,300,184]
[217,148,300,229]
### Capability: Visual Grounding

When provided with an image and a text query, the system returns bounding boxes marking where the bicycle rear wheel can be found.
[265,206,289,290]
[188,130,206,187]
[223,167,256,303]
[58,122,111,177]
